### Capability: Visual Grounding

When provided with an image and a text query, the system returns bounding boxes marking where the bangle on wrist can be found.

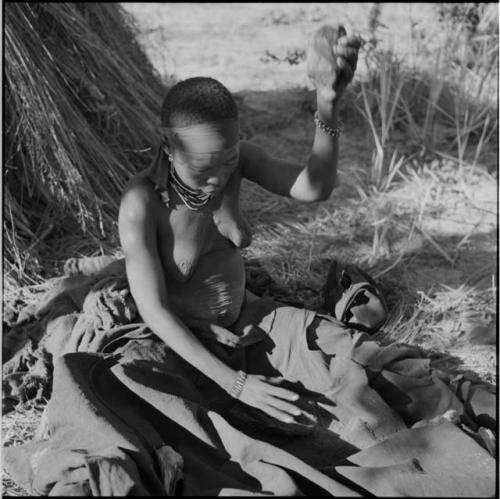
[314,111,344,137]
[229,370,247,399]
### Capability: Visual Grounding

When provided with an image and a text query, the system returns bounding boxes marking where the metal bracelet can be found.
[314,111,344,137]
[229,370,247,398]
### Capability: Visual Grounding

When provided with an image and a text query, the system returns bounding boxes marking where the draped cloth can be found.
[2,257,497,496]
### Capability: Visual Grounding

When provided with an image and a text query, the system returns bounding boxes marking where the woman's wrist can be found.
[229,370,247,398]
[214,364,241,394]
[314,111,344,137]
[316,97,340,128]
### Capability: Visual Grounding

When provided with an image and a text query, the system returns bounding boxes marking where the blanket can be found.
[2,257,497,496]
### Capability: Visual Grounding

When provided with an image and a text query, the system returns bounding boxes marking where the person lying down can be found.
[3,24,496,496]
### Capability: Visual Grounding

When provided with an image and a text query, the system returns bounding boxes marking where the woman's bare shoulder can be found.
[122,169,158,201]
[119,172,158,222]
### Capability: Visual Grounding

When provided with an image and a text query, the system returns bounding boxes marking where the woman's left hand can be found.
[307,24,363,102]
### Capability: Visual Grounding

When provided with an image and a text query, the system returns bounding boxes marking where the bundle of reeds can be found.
[4,3,166,289]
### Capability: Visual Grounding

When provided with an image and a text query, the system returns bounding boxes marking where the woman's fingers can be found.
[339,34,363,49]
[336,56,347,70]
[336,57,354,85]
[333,33,360,88]
[265,381,300,401]
[336,45,359,60]
[265,395,302,417]
[337,24,347,39]
[336,40,360,73]
[260,404,295,423]
[337,34,361,70]
[240,375,305,423]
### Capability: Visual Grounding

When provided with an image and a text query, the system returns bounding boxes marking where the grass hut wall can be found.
[4,2,166,289]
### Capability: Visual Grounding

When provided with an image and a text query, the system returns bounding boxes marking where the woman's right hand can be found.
[238,374,302,423]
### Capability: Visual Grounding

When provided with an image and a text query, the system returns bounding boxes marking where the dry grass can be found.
[2,403,45,496]
[4,3,165,290]
[122,3,440,92]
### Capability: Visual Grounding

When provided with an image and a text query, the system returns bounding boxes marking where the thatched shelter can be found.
[4,3,166,289]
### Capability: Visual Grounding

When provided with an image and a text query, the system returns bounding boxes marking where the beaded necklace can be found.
[168,162,212,211]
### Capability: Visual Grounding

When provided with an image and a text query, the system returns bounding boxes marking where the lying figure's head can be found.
[160,77,240,195]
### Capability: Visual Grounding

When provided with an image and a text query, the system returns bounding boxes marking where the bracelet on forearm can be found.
[229,370,247,398]
[314,111,344,137]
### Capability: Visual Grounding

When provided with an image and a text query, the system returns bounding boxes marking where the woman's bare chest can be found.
[157,206,227,282]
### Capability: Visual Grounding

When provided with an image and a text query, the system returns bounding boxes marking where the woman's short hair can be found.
[160,77,238,128]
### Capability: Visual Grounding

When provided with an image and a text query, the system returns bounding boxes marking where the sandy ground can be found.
[122,2,439,91]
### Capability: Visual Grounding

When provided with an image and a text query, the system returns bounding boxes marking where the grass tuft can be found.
[2,402,45,496]
[354,2,497,191]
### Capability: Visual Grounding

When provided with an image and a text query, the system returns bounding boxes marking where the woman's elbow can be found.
[315,187,334,202]
[305,182,336,202]
[289,174,338,202]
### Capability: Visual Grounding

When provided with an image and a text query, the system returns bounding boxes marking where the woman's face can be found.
[164,120,240,195]
[170,141,240,195]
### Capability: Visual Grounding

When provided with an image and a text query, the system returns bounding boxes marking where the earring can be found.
[162,145,173,161]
